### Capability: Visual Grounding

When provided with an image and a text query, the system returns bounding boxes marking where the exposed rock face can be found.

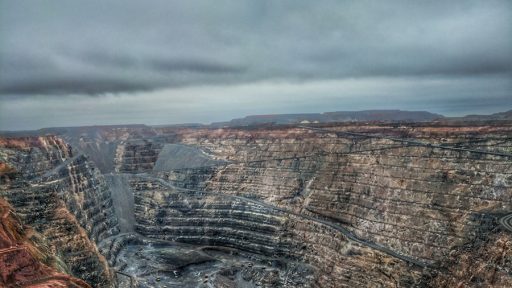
[175,125,512,262]
[0,198,91,287]
[426,228,512,287]
[0,136,119,287]
[49,125,159,173]
[112,123,512,286]
[130,180,417,287]
[115,139,163,173]
[1,122,511,287]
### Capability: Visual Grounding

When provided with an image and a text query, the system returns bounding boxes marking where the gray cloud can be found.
[0,0,511,130]
[1,0,510,96]
[79,51,245,74]
[0,50,246,95]
[1,76,510,131]
[0,78,153,96]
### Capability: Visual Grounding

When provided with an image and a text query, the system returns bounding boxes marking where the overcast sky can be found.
[1,0,511,130]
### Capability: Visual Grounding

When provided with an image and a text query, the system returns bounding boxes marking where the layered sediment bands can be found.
[145,124,511,285]
[283,215,421,288]
[0,198,91,287]
[303,147,512,262]
[0,136,119,287]
[115,139,163,173]
[425,227,512,287]
[0,136,72,181]
[59,127,138,174]
[45,155,120,244]
[156,166,217,190]
[97,233,142,267]
[55,125,164,174]
[131,178,419,287]
[2,123,510,287]
[133,187,288,255]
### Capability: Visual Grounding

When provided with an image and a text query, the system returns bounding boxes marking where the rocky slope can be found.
[426,228,512,287]
[130,178,418,287]
[1,122,511,287]
[0,136,119,287]
[114,123,512,286]
[0,198,91,287]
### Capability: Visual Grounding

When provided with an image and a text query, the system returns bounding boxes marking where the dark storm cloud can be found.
[1,0,511,96]
[147,59,245,74]
[0,78,153,96]
[80,51,245,74]
[0,50,246,95]
[0,0,511,130]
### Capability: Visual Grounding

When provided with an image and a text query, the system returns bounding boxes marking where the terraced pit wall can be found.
[0,136,120,287]
[117,124,512,287]
[129,177,416,287]
[1,122,511,287]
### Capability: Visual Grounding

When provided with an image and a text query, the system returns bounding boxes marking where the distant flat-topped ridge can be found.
[447,109,512,121]
[2,109,512,134]
[212,109,444,127]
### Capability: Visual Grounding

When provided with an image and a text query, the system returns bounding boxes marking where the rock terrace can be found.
[1,122,511,287]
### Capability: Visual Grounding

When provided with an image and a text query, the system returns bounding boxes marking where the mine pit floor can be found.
[111,234,314,288]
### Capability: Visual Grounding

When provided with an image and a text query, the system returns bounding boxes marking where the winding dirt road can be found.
[136,174,431,269]
[298,125,512,158]
[29,138,512,272]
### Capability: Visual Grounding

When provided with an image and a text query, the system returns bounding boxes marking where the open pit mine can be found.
[1,122,511,288]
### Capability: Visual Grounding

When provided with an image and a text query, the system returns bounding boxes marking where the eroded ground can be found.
[1,122,512,287]
[102,233,314,288]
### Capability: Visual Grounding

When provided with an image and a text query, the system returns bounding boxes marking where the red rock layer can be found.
[0,198,91,287]
[0,136,117,287]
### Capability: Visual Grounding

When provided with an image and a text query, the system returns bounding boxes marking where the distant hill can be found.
[1,109,510,134]
[447,110,512,121]
[211,110,444,127]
